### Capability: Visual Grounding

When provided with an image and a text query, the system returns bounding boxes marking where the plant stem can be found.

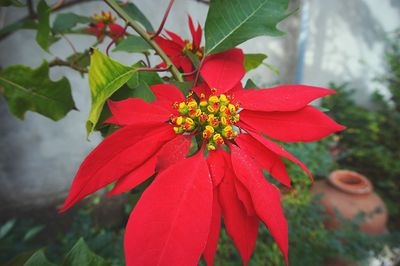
[104,0,183,82]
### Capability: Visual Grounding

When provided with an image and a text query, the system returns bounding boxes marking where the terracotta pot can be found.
[312,170,388,235]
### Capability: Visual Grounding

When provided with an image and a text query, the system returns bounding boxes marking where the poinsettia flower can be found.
[61,48,344,266]
[154,16,203,79]
[87,11,126,42]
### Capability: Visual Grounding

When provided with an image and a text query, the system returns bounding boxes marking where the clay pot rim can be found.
[328,170,372,195]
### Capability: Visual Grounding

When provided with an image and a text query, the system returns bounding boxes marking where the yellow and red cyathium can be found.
[170,92,239,150]
[87,11,125,41]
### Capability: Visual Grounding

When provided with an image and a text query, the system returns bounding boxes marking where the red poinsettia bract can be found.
[154,16,203,78]
[61,48,345,266]
[87,11,126,42]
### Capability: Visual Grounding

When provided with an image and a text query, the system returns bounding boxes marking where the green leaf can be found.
[0,218,16,239]
[36,0,51,52]
[25,250,56,266]
[66,51,91,70]
[169,80,193,96]
[62,238,107,266]
[86,48,137,136]
[204,0,289,54]
[23,225,45,242]
[121,2,154,32]
[243,53,268,72]
[0,0,24,7]
[244,79,259,90]
[113,35,151,53]
[3,251,36,266]
[0,61,75,121]
[53,13,93,34]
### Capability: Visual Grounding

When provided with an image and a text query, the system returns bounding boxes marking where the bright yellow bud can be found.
[220,105,227,113]
[173,127,183,134]
[209,96,219,103]
[207,143,216,151]
[188,101,197,109]
[228,103,236,114]
[207,105,216,113]
[195,109,202,117]
[176,116,184,125]
[186,117,194,125]
[205,125,214,134]
[219,94,228,102]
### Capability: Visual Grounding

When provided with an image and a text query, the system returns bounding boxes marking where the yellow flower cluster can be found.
[171,92,240,150]
[92,11,115,23]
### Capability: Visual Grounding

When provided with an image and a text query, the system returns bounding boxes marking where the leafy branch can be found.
[104,0,184,82]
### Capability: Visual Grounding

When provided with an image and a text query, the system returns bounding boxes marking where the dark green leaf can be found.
[53,13,92,34]
[0,218,16,239]
[244,53,268,72]
[86,48,137,136]
[113,35,151,53]
[25,250,56,266]
[185,51,201,68]
[62,238,108,266]
[36,0,51,52]
[23,225,45,242]
[121,2,154,32]
[0,61,75,121]
[66,51,91,69]
[169,80,193,96]
[244,79,259,90]
[204,0,289,54]
[3,251,36,266]
[0,0,24,7]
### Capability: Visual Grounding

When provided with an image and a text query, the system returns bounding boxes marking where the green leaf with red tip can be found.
[124,155,213,265]
[86,48,138,136]
[0,61,75,121]
[204,0,290,54]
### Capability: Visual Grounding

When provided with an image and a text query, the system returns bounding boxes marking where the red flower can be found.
[154,16,203,78]
[61,48,344,266]
[87,11,126,42]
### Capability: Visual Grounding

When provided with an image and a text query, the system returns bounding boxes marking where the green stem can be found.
[104,0,183,82]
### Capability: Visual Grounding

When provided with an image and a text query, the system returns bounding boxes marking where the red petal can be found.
[235,134,291,187]
[124,154,213,266]
[234,178,256,216]
[192,83,212,98]
[231,145,288,265]
[108,23,125,38]
[234,85,335,112]
[153,36,183,56]
[207,149,225,187]
[200,48,245,94]
[219,167,259,265]
[245,129,313,181]
[156,134,191,171]
[203,189,222,266]
[176,56,194,74]
[106,98,168,126]
[106,156,157,196]
[60,124,174,212]
[165,30,185,47]
[239,106,346,142]
[150,84,185,111]
[188,16,201,50]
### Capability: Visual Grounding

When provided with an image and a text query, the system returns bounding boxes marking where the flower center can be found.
[93,11,116,24]
[182,41,204,58]
[170,90,240,151]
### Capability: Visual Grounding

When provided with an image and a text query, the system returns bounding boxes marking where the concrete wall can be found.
[303,0,400,104]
